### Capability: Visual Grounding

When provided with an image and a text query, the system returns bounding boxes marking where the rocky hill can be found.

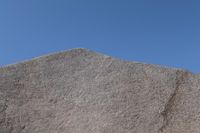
[0,48,200,133]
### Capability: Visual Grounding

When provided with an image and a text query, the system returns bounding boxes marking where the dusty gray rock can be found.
[0,48,200,133]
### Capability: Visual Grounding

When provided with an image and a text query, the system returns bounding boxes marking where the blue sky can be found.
[0,0,200,73]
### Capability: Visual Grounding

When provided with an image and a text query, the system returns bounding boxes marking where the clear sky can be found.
[0,0,200,73]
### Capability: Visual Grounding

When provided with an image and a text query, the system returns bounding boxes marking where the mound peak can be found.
[0,48,199,133]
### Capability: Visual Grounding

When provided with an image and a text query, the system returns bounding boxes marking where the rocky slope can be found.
[0,48,200,133]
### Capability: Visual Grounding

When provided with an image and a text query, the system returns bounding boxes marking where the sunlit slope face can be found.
[0,48,200,133]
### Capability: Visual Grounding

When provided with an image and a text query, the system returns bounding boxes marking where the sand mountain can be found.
[0,48,200,133]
